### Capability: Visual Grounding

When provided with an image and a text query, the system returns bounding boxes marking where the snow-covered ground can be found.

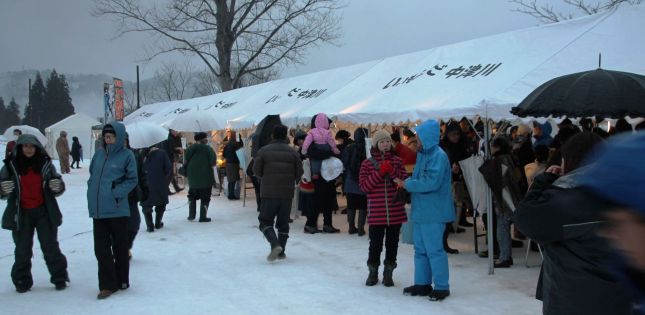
[0,162,542,315]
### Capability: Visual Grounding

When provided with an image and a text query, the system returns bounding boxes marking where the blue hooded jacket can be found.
[87,122,138,219]
[533,121,553,148]
[405,120,456,224]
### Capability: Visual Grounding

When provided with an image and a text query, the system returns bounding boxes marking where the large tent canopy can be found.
[125,5,645,128]
[45,113,101,159]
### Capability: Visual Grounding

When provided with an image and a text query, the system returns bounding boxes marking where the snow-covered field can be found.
[0,161,542,315]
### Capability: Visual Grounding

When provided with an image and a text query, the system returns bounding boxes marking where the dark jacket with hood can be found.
[141,148,172,207]
[440,123,472,182]
[341,128,368,195]
[184,141,216,189]
[253,139,303,200]
[87,123,138,219]
[479,150,524,214]
[515,168,632,315]
[1,135,66,230]
[71,137,82,160]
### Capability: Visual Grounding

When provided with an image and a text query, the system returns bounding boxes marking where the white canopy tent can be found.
[125,5,645,128]
[45,113,101,160]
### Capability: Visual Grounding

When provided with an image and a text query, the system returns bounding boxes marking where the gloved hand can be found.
[379,161,394,177]
[48,178,64,194]
[0,181,15,195]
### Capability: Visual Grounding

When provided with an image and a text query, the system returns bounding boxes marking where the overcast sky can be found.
[0,0,576,81]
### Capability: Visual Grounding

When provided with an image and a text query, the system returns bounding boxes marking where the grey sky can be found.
[0,0,574,81]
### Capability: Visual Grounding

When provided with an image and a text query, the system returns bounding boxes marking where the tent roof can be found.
[125,5,645,127]
[45,113,102,131]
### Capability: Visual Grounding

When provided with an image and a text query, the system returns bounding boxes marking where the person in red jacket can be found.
[359,130,407,287]
[391,132,416,174]
[4,129,22,159]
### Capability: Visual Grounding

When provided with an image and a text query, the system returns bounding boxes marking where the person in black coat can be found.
[125,137,145,257]
[141,146,172,232]
[71,136,82,169]
[163,130,184,193]
[223,131,244,200]
[515,132,632,315]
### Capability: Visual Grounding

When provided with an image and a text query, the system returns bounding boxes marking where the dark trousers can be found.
[11,206,68,289]
[93,217,130,291]
[368,224,402,266]
[127,199,140,250]
[306,209,333,227]
[482,213,499,254]
[258,198,292,250]
[188,187,212,204]
[227,180,239,199]
[251,176,261,211]
[71,158,80,168]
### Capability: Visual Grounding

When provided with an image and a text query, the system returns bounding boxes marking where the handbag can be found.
[299,180,315,194]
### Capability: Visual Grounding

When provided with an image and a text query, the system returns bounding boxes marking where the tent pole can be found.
[484,107,495,275]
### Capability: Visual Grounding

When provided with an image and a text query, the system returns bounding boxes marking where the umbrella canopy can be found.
[511,69,645,118]
[2,125,48,146]
[163,109,222,132]
[251,115,282,158]
[125,122,168,149]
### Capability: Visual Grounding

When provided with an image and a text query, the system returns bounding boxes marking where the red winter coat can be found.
[359,148,408,226]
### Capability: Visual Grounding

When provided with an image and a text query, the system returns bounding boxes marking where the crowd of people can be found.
[1,115,644,313]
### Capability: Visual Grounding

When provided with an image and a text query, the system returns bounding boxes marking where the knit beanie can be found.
[372,129,392,148]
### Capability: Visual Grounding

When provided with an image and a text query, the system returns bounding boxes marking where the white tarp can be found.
[125,5,645,127]
[44,113,101,159]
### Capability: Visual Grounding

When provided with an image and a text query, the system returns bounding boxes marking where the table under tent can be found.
[123,5,645,274]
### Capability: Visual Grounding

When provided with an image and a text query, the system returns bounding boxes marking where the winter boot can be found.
[382,262,396,287]
[403,284,433,296]
[198,202,211,222]
[347,209,357,234]
[365,264,379,286]
[429,290,450,301]
[154,209,165,229]
[322,225,340,233]
[277,233,289,259]
[143,211,154,232]
[187,199,196,221]
[304,225,320,234]
[261,227,282,262]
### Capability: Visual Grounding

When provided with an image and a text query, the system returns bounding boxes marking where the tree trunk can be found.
[215,0,235,92]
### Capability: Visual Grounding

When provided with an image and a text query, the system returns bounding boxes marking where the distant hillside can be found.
[0,70,171,121]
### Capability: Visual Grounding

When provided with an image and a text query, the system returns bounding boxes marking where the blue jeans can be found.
[413,223,450,290]
[497,211,512,261]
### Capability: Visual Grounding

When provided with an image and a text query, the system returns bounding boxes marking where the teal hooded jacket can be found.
[87,122,137,219]
[405,120,456,224]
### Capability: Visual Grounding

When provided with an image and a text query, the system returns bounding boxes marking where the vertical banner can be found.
[113,78,125,121]
[103,83,112,124]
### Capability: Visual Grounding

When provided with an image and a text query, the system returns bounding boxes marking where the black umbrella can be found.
[251,115,282,158]
[511,68,645,118]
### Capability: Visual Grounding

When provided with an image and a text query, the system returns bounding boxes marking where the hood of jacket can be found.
[314,113,330,130]
[16,134,45,151]
[103,122,126,155]
[415,120,440,153]
[534,121,553,140]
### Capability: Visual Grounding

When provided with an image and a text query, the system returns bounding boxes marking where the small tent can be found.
[45,113,101,160]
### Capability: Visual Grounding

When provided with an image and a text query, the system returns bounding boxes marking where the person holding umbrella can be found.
[0,134,69,293]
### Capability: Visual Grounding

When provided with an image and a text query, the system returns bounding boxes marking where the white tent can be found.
[125,5,645,126]
[45,113,101,160]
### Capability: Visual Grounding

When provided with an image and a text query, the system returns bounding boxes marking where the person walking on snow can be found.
[253,125,303,261]
[1,134,69,293]
[71,136,82,169]
[87,123,138,299]
[301,113,340,178]
[141,145,172,232]
[184,132,216,222]
[55,131,71,174]
[359,130,407,287]
[397,120,455,301]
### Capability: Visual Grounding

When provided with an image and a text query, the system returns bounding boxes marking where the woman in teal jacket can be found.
[87,122,138,299]
[396,120,455,301]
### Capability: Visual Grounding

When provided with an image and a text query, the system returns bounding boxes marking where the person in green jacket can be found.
[1,134,69,293]
[184,132,216,222]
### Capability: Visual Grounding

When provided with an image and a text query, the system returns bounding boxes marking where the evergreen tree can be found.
[0,97,6,133]
[23,72,46,130]
[44,70,75,129]
[7,97,22,127]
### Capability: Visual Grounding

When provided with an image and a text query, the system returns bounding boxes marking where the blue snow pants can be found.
[413,223,450,290]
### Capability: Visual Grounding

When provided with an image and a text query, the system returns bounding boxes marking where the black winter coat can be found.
[253,140,303,199]
[71,140,82,160]
[141,149,172,207]
[515,170,633,315]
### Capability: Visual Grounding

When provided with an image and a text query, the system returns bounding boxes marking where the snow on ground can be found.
[0,162,542,315]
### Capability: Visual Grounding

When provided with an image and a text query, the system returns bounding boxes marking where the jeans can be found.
[497,211,513,261]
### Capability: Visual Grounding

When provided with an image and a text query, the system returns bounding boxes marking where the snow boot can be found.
[322,225,340,233]
[143,212,154,232]
[187,199,196,221]
[198,202,211,222]
[304,225,320,234]
[403,284,433,296]
[278,232,289,258]
[357,210,367,236]
[382,262,396,287]
[365,264,379,286]
[429,290,450,301]
[154,209,165,229]
[347,209,357,234]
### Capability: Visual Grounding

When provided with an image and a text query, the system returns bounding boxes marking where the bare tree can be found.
[152,61,195,102]
[510,0,642,23]
[93,0,343,92]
